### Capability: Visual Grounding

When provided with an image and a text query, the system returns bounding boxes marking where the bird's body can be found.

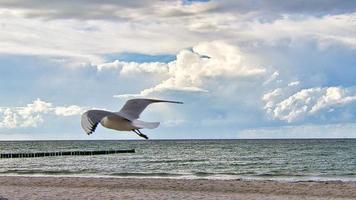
[100,114,135,131]
[81,98,182,139]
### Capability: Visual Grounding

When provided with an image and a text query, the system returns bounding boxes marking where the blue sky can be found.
[1,0,356,140]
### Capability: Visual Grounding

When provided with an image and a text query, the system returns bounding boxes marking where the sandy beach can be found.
[0,176,354,200]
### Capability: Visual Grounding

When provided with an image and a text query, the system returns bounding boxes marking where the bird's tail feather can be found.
[132,120,160,129]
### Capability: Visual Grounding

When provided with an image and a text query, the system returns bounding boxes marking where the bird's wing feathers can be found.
[118,98,183,120]
[81,110,114,135]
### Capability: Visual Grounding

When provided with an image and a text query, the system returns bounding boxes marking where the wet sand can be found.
[0,176,355,200]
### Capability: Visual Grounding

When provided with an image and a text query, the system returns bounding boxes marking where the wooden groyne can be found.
[0,149,135,159]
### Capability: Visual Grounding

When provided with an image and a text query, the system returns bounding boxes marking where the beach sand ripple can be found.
[0,176,355,200]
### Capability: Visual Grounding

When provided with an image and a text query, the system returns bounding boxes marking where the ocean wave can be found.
[109,172,184,177]
[1,170,356,182]
[0,169,91,175]
[144,159,208,164]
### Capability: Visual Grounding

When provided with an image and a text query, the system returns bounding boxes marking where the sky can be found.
[1,0,356,140]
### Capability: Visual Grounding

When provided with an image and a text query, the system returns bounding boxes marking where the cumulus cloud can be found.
[263,86,356,122]
[54,105,86,117]
[288,81,300,86]
[0,99,86,128]
[98,60,168,75]
[114,41,266,97]
[263,71,280,85]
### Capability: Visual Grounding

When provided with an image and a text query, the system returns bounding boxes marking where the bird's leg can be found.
[132,129,140,136]
[137,129,149,140]
[132,129,149,140]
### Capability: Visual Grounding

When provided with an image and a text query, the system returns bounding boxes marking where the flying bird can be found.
[81,98,183,139]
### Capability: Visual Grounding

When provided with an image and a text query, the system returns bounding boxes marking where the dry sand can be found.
[0,176,355,200]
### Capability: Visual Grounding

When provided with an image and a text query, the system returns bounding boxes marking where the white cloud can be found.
[0,1,217,20]
[98,60,168,75]
[263,86,356,122]
[97,60,121,71]
[288,81,300,86]
[2,1,356,20]
[263,71,279,85]
[263,88,283,110]
[17,98,52,116]
[115,41,266,97]
[0,99,86,128]
[54,105,86,117]
[239,14,356,49]
[0,2,356,67]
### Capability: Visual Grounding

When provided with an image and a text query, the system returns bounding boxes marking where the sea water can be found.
[0,139,355,182]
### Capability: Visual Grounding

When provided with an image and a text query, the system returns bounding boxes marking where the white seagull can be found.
[81,98,183,139]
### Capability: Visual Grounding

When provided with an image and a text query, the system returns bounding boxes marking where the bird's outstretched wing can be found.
[118,98,183,121]
[81,110,114,135]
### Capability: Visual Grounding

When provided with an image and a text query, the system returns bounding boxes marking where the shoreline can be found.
[1,173,356,183]
[0,176,355,199]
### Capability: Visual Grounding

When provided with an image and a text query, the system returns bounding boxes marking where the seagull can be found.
[81,98,183,139]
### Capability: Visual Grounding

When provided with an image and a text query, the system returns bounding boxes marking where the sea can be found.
[0,139,355,182]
